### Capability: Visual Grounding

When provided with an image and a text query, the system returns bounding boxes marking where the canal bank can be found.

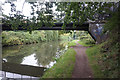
[2,40,70,78]
[41,40,94,78]
[42,48,76,78]
[2,31,95,79]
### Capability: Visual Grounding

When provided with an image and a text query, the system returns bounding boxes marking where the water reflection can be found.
[2,41,66,68]
[21,53,38,66]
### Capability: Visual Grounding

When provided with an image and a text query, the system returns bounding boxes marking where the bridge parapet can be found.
[1,21,109,44]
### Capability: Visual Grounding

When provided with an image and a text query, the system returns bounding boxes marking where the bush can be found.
[2,31,59,46]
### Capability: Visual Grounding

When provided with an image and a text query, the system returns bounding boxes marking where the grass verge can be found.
[42,48,76,78]
[86,40,119,78]
[86,44,104,78]
[67,40,77,47]
[78,40,95,47]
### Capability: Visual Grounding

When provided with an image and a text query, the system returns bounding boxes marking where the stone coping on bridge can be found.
[88,20,107,24]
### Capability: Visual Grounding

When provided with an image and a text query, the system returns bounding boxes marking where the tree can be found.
[56,2,118,28]
[2,1,119,32]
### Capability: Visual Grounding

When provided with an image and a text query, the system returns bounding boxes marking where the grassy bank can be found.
[2,31,59,46]
[86,40,119,78]
[42,48,76,78]
[67,40,77,47]
[78,39,95,47]
[86,44,104,77]
[67,39,95,48]
[76,31,95,47]
[71,37,118,78]
[85,11,119,78]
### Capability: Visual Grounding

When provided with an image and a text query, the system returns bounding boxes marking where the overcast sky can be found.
[1,0,57,18]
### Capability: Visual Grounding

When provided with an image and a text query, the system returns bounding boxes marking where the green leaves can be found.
[2,2,118,31]
[56,2,116,26]
[2,1,55,32]
[2,31,59,46]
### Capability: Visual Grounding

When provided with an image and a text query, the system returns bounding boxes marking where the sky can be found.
[1,0,58,18]
[2,0,34,17]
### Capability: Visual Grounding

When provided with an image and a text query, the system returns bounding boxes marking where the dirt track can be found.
[71,42,93,78]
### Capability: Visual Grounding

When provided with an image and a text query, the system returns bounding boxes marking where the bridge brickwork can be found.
[89,21,108,43]
[1,21,108,43]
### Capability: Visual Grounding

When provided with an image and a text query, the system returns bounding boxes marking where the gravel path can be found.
[71,41,93,78]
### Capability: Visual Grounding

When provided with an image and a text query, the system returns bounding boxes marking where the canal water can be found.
[1,41,68,79]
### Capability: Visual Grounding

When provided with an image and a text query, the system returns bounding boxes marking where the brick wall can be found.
[89,21,108,43]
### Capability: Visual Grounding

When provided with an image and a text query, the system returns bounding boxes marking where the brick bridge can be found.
[1,21,107,43]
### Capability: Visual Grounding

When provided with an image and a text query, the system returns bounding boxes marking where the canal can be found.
[1,41,68,79]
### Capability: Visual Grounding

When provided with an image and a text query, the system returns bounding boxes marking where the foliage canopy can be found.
[2,1,119,32]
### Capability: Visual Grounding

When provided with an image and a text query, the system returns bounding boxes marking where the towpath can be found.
[71,41,93,78]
